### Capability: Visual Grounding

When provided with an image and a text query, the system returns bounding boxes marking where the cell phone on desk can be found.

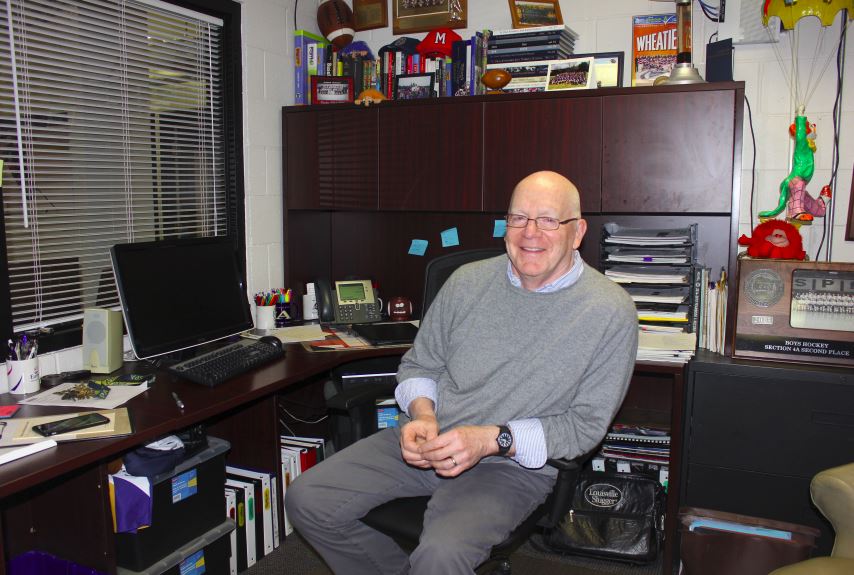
[315,278,382,324]
[32,413,110,437]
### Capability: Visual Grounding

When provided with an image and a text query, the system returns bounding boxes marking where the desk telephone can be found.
[315,279,382,324]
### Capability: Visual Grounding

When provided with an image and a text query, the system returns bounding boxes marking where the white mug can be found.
[256,305,276,330]
[7,357,40,395]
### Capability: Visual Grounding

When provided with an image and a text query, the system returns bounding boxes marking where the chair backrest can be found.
[811,462,854,558]
[421,248,504,320]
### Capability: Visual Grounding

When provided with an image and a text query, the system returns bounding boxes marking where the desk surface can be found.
[0,344,400,500]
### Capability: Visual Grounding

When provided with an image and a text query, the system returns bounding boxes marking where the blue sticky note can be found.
[441,227,460,248]
[408,239,428,256]
[493,219,507,238]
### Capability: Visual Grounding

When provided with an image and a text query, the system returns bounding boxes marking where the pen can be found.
[171,392,185,411]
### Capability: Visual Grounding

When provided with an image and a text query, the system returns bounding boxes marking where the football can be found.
[317,0,354,50]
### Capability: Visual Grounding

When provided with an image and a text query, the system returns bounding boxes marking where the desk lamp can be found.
[666,0,705,84]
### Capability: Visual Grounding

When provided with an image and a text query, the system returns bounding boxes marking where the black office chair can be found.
[325,247,587,573]
[325,248,505,452]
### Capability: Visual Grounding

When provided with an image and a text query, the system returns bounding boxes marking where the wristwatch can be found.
[496,425,513,456]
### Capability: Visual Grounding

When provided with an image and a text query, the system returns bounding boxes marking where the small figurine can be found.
[760,111,816,219]
[787,176,832,223]
[355,88,387,106]
[738,219,806,260]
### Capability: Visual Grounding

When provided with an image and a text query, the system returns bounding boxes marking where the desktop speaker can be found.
[82,308,124,373]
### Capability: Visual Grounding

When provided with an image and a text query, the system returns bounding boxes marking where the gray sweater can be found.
[397,254,638,465]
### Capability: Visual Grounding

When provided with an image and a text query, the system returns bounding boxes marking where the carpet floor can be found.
[245,532,666,575]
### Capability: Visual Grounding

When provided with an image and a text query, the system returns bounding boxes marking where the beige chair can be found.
[770,462,854,575]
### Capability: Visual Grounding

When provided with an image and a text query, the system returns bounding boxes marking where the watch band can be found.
[496,424,513,457]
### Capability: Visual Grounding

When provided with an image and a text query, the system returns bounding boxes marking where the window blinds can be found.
[0,0,227,331]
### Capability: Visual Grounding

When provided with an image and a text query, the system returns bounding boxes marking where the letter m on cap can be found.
[436,32,446,44]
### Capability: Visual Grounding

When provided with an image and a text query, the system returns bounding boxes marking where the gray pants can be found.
[285,428,556,575]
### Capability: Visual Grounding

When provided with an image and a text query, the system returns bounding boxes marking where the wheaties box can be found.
[733,258,854,366]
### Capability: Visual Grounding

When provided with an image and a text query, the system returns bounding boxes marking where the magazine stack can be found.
[593,424,670,489]
[485,24,578,93]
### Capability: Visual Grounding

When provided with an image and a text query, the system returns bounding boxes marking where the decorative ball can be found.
[387,296,413,321]
[317,0,354,50]
[482,69,512,91]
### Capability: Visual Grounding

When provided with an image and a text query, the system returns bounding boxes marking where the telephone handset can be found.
[315,278,382,324]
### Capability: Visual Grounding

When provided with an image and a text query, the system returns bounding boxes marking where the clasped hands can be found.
[400,413,495,478]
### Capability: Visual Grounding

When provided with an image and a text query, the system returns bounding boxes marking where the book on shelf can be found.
[487,50,570,65]
[487,42,573,56]
[486,60,550,78]
[489,24,578,38]
[626,285,689,304]
[293,30,328,105]
[488,33,567,47]
[605,266,691,284]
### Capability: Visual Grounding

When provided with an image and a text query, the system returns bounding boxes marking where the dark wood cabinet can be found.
[282,83,744,330]
[682,351,854,557]
[284,107,378,210]
[483,96,602,213]
[602,90,737,213]
[378,100,483,211]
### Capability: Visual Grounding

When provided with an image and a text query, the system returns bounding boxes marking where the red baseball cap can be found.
[417,28,462,58]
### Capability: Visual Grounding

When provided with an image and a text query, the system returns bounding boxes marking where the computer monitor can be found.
[110,236,253,360]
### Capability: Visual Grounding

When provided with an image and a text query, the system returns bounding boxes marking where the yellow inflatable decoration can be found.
[763,0,854,30]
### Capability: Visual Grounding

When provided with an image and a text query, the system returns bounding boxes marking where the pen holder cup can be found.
[275,301,300,327]
[255,305,276,331]
[6,357,40,395]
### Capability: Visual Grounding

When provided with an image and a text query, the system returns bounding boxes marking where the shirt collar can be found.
[506,251,585,293]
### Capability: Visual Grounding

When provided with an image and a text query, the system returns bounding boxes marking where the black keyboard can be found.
[168,339,284,387]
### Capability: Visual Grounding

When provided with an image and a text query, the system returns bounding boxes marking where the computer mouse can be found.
[259,335,283,351]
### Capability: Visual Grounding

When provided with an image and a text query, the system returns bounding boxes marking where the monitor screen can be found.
[110,237,253,360]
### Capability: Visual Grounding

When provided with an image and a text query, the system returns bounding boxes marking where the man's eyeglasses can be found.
[505,214,579,231]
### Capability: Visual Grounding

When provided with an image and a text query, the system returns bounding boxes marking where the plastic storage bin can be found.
[117,519,235,575]
[115,437,230,571]
[9,551,107,575]
[679,507,821,575]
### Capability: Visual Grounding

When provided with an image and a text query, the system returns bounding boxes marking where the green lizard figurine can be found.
[760,109,815,219]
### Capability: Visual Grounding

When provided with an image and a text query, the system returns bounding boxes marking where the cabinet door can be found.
[284,109,324,209]
[378,101,483,211]
[602,90,735,213]
[330,108,379,210]
[483,97,602,214]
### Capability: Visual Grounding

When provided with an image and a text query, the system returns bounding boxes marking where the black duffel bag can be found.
[539,471,665,564]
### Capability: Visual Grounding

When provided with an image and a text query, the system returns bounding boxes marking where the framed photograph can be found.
[508,0,563,28]
[546,57,596,91]
[310,75,354,105]
[571,51,625,88]
[393,0,467,35]
[394,73,435,100]
[353,0,388,31]
[847,165,854,241]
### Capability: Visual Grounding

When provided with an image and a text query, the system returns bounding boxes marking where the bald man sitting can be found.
[287,171,638,575]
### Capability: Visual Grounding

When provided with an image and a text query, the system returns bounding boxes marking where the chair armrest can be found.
[543,457,585,528]
[326,382,398,412]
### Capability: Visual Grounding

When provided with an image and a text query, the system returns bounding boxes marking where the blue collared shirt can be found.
[395,251,585,468]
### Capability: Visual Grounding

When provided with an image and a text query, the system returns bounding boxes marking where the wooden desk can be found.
[0,344,398,575]
[0,347,685,575]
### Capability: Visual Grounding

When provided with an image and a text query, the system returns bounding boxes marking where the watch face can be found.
[497,432,512,449]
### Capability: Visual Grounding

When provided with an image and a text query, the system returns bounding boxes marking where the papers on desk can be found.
[18,379,148,409]
[637,330,697,364]
[0,408,132,448]
[242,324,326,343]
[603,224,692,246]
[605,266,690,284]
